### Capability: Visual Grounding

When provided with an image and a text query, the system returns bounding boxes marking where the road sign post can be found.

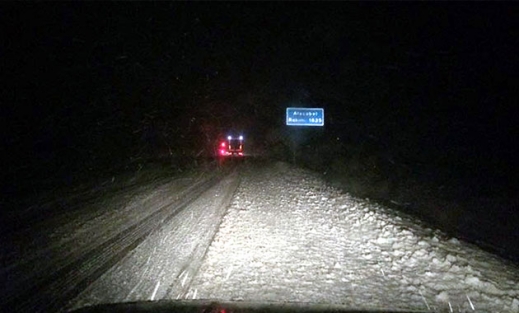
[286,107,324,127]
[285,107,325,164]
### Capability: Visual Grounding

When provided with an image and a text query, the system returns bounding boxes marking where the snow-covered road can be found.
[1,167,226,312]
[68,170,240,310]
[71,161,518,312]
[4,161,518,312]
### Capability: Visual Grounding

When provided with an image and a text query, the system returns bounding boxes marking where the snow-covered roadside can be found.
[189,162,519,312]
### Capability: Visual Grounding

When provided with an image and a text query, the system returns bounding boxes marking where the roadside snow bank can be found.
[190,162,519,312]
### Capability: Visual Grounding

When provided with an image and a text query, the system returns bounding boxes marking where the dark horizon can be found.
[1,2,518,199]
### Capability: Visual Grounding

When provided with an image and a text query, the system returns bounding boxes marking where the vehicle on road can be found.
[218,135,244,157]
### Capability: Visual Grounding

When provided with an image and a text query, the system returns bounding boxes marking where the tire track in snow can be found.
[2,174,223,313]
[165,171,241,300]
[67,169,241,310]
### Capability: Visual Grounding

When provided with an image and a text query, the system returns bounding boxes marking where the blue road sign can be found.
[286,107,324,126]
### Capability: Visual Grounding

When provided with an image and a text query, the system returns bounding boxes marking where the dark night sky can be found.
[1,2,518,192]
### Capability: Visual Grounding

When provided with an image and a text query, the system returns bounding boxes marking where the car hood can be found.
[69,299,431,313]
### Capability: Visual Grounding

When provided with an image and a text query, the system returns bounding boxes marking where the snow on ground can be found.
[4,174,195,272]
[188,162,519,312]
[1,167,214,310]
[67,171,240,311]
[3,172,193,265]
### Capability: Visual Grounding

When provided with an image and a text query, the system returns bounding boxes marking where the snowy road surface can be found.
[3,161,519,312]
[2,168,225,312]
[68,170,240,309]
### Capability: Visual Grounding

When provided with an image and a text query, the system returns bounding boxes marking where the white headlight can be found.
[227,136,232,140]
[239,136,243,140]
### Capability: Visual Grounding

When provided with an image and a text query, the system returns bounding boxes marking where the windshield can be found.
[1,2,518,313]
[229,139,242,150]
